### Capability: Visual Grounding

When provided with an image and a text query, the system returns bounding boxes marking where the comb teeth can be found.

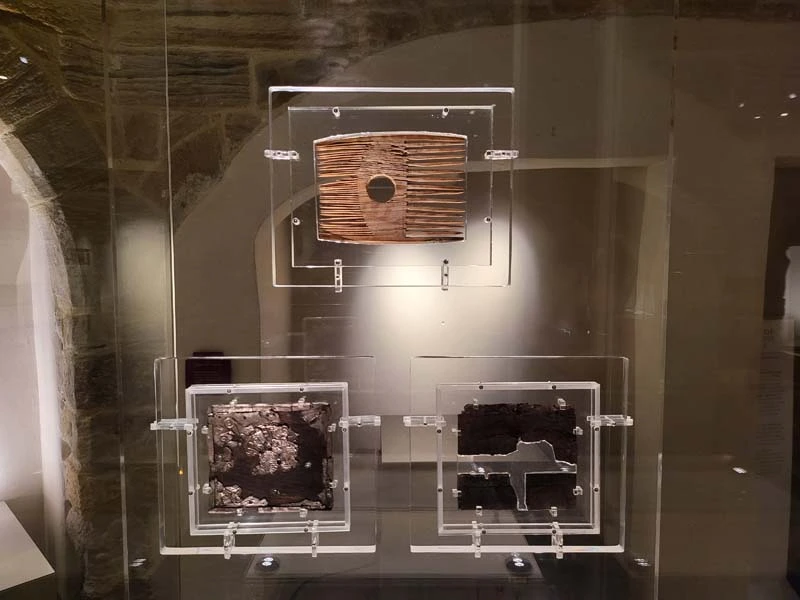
[314,132,467,244]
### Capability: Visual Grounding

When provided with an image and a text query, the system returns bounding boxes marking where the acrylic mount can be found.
[267,86,516,289]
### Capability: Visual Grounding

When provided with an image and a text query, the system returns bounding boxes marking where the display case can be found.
[112,7,675,600]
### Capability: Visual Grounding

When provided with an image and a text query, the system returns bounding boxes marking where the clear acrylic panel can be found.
[152,356,379,556]
[269,87,513,287]
[408,356,629,556]
[117,5,676,600]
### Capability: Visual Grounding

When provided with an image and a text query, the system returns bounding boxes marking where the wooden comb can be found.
[314,132,467,244]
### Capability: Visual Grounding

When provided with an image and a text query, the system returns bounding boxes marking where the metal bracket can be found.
[149,418,197,433]
[551,522,564,559]
[338,415,381,430]
[483,149,519,160]
[441,259,450,290]
[333,259,343,293]
[586,415,634,427]
[223,522,238,560]
[403,415,446,429]
[309,520,320,558]
[263,149,299,161]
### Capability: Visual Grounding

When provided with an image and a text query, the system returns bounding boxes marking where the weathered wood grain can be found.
[314,132,467,243]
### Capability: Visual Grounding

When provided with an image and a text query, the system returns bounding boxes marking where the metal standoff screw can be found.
[292,217,301,226]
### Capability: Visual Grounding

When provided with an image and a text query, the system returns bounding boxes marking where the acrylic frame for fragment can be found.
[436,382,600,537]
[267,86,514,287]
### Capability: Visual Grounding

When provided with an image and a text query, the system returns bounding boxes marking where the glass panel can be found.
[116,3,674,600]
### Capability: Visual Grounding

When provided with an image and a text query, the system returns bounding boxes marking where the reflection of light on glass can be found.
[732,467,747,474]
[19,56,28,64]
[0,75,8,81]
[790,93,798,100]
[780,112,790,118]
[259,555,280,571]
[737,102,745,108]
[754,115,762,120]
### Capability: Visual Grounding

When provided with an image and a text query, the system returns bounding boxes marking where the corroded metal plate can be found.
[457,402,577,512]
[206,403,333,512]
[314,132,467,244]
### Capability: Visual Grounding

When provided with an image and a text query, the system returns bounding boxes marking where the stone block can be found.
[106,4,166,48]
[8,0,102,38]
[63,458,122,515]
[108,48,167,107]
[82,547,126,600]
[112,170,170,211]
[73,351,118,409]
[168,111,216,147]
[11,101,105,176]
[223,110,264,154]
[165,13,297,48]
[0,52,60,126]
[111,110,165,161]
[60,36,105,106]
[169,124,224,213]
[3,17,61,63]
[167,48,252,108]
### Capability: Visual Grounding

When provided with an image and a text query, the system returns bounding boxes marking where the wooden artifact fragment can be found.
[314,131,467,243]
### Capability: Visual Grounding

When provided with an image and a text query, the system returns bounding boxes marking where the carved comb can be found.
[314,132,467,244]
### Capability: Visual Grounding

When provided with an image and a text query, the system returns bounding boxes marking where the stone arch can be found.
[0,17,126,599]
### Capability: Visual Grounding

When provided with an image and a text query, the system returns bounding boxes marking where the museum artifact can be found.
[457,402,578,512]
[314,132,467,243]
[206,402,333,512]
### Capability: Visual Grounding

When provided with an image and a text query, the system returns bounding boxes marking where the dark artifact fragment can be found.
[457,473,578,512]
[457,402,578,512]
[458,402,577,463]
[207,402,333,512]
